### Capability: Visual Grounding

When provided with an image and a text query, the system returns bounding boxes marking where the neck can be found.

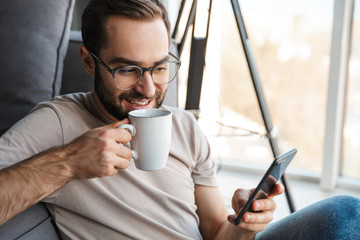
[91,91,118,122]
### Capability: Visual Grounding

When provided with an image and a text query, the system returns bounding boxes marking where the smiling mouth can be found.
[129,99,151,106]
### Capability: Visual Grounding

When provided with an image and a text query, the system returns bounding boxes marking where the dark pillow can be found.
[61,31,94,95]
[0,203,61,240]
[0,0,75,135]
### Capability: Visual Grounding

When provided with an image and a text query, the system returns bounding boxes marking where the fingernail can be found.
[227,215,235,223]
[244,213,251,222]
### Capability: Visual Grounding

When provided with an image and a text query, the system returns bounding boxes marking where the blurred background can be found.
[163,0,360,189]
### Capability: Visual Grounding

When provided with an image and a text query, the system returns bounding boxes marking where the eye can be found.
[116,67,140,76]
[153,62,169,73]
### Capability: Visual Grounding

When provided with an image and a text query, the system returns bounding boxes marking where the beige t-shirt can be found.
[0,92,217,240]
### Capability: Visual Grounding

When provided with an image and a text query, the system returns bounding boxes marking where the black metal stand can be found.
[172,0,296,213]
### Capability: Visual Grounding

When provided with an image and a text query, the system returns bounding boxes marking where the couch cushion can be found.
[0,203,61,240]
[0,0,75,135]
[61,31,94,95]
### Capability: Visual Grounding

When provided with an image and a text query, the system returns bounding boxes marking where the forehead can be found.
[101,15,169,65]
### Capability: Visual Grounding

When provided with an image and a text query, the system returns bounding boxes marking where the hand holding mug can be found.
[63,119,133,179]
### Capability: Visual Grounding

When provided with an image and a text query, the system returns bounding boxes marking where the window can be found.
[341,0,360,180]
[190,0,334,173]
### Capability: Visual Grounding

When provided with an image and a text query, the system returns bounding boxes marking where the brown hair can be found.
[81,0,171,55]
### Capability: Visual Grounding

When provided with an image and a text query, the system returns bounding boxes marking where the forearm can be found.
[215,221,256,240]
[196,185,257,240]
[0,147,74,225]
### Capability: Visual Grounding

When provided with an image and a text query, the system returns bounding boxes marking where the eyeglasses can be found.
[90,51,181,90]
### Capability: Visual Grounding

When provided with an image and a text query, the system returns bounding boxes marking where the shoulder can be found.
[0,106,63,169]
[31,92,91,113]
[161,105,197,125]
[30,92,98,127]
[30,92,103,143]
[162,105,207,153]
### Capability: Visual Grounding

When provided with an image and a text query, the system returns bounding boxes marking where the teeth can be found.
[130,100,149,106]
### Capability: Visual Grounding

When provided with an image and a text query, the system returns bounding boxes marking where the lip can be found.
[124,99,154,111]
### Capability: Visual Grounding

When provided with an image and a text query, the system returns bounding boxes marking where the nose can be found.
[134,71,156,98]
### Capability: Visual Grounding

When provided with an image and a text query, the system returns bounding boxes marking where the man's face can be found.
[94,16,169,120]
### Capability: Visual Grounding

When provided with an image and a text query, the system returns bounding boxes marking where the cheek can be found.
[100,71,123,99]
[102,74,116,90]
[158,85,168,95]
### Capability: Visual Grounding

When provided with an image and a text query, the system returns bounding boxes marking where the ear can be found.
[80,45,95,76]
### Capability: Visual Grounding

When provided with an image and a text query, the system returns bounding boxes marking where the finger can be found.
[232,188,252,213]
[237,218,270,232]
[252,198,277,212]
[99,153,131,176]
[116,144,133,160]
[114,128,132,144]
[113,145,132,170]
[268,183,284,198]
[110,118,130,128]
[89,119,131,142]
[227,214,236,224]
[105,150,133,174]
[113,156,131,170]
[230,212,272,232]
[243,209,274,224]
[96,125,132,144]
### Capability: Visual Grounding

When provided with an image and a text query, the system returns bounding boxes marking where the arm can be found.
[0,120,132,225]
[0,147,74,225]
[195,184,283,240]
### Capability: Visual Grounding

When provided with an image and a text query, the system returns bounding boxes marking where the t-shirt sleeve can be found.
[0,106,63,170]
[169,107,217,187]
[191,120,218,187]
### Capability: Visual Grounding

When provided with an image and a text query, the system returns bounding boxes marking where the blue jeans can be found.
[255,195,360,240]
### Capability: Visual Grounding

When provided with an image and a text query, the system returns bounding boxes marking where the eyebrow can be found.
[108,55,170,67]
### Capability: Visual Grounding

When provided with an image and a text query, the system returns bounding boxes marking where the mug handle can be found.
[118,124,136,136]
[131,150,138,161]
[118,124,138,161]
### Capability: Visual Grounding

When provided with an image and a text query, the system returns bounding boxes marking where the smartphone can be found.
[234,148,297,226]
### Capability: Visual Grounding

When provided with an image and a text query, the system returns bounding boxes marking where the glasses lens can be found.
[114,66,141,89]
[152,61,180,85]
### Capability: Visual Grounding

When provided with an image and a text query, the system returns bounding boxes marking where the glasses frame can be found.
[90,51,181,90]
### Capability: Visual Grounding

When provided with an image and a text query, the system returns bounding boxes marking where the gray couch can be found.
[0,1,75,238]
[0,1,178,238]
[0,0,75,136]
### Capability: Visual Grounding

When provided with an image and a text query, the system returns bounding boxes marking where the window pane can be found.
[198,0,333,172]
[341,0,360,180]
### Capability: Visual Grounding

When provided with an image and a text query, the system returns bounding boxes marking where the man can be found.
[1,0,359,239]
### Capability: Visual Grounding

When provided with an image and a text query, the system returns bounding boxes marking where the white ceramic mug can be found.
[119,109,172,171]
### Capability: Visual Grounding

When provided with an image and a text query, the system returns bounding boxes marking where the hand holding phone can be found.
[234,148,297,226]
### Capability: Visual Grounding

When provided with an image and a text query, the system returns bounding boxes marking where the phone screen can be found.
[234,149,297,226]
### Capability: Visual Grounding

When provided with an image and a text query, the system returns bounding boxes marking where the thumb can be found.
[110,118,130,128]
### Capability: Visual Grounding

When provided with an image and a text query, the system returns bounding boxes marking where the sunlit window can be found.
[342,0,360,180]
[189,0,334,172]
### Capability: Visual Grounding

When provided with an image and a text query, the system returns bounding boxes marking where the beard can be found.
[94,67,167,120]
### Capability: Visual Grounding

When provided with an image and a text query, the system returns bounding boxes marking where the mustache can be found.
[118,90,161,102]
